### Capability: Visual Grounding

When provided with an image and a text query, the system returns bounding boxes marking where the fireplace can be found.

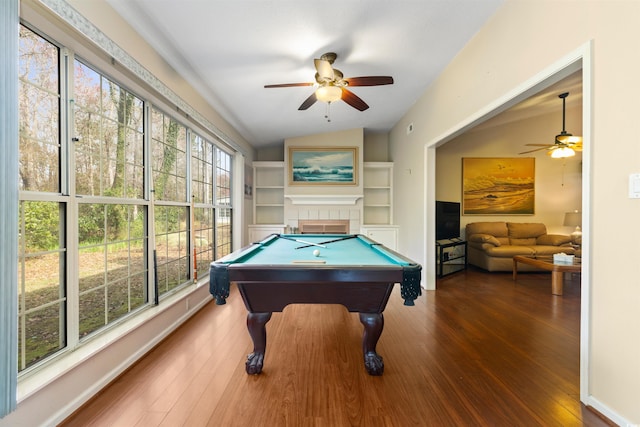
[298,220,350,234]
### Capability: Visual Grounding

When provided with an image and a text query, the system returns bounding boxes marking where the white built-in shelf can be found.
[253,161,285,225]
[285,194,363,205]
[251,160,395,227]
[362,162,393,225]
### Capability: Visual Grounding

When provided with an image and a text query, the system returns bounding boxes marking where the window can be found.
[17,23,235,373]
[17,201,65,370]
[191,133,215,280]
[77,203,148,337]
[74,61,144,199]
[215,148,232,258]
[18,25,66,371]
[151,108,190,296]
[74,60,148,337]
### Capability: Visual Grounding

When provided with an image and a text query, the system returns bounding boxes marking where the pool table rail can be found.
[209,234,422,306]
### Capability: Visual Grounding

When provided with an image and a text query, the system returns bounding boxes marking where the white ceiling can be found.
[106,0,506,149]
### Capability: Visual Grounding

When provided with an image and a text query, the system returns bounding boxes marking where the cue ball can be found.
[313,249,320,257]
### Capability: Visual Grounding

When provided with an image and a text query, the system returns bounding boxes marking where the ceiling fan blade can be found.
[298,92,317,110]
[264,82,314,88]
[518,146,551,154]
[343,76,394,86]
[314,58,334,81]
[341,88,369,111]
[526,142,583,150]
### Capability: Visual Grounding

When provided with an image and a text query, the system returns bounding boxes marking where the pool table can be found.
[209,233,422,376]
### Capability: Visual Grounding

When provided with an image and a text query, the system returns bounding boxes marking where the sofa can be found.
[465,222,575,272]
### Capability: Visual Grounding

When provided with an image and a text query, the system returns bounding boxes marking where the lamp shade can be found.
[563,211,582,227]
[315,85,342,103]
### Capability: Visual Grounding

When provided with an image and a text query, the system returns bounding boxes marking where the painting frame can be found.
[288,146,358,186]
[462,157,535,215]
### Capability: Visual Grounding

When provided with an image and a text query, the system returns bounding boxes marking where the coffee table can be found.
[512,255,581,295]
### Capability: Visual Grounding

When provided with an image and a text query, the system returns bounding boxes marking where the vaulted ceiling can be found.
[107,0,505,148]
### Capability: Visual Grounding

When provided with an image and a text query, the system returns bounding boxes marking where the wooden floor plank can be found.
[60,268,614,427]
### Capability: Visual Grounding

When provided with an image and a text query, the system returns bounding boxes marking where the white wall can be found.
[363,132,389,162]
[390,0,640,424]
[255,131,389,162]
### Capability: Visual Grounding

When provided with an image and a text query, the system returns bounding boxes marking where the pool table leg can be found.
[359,312,385,376]
[246,312,272,374]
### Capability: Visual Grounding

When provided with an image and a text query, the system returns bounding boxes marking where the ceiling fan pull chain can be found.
[324,102,331,122]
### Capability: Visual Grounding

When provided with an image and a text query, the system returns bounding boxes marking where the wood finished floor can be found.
[60,268,613,426]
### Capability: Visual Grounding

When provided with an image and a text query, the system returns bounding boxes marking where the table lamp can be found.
[563,210,582,242]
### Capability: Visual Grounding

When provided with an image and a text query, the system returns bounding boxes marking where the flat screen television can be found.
[435,201,461,240]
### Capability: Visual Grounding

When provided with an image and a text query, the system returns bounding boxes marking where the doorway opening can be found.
[424,43,592,403]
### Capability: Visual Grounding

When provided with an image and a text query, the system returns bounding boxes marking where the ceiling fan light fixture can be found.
[266,52,393,112]
[518,91,583,156]
[555,132,583,145]
[555,92,582,143]
[550,146,576,158]
[315,85,342,103]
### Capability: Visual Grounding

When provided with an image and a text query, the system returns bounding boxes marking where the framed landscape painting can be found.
[288,147,358,185]
[462,157,535,215]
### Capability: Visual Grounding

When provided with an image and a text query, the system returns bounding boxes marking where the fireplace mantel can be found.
[284,194,363,205]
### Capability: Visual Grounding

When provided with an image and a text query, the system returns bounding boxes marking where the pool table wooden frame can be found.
[210,234,422,376]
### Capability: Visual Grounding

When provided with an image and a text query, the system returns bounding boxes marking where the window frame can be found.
[17,25,69,373]
[16,20,238,377]
[214,147,233,259]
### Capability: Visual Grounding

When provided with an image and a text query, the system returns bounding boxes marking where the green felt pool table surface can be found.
[230,233,413,266]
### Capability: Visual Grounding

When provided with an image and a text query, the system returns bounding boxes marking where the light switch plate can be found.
[629,173,640,198]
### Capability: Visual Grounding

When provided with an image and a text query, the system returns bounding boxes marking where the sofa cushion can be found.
[510,237,537,246]
[496,236,510,245]
[507,222,547,245]
[468,233,501,247]
[507,222,547,238]
[466,221,508,237]
[484,245,536,257]
[536,234,572,246]
[533,245,575,256]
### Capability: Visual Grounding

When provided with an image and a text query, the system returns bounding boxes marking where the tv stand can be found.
[436,239,467,277]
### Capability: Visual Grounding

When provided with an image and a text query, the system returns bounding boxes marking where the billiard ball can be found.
[313,249,320,257]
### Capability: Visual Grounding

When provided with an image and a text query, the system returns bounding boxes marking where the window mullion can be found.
[63,48,79,349]
[60,48,70,197]
[187,129,195,284]
[145,103,157,305]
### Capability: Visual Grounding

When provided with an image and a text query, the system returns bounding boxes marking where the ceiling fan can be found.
[519,92,583,158]
[264,52,394,112]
